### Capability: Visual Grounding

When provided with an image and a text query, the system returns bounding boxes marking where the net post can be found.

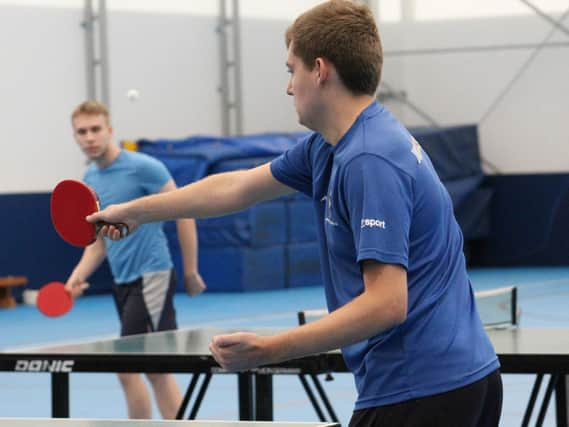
[511,286,518,326]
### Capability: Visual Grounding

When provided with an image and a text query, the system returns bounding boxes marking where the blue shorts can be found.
[111,269,178,336]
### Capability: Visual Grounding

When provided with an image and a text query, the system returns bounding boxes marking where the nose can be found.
[84,132,96,142]
[286,79,293,96]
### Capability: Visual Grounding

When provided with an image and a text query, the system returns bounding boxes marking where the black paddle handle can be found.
[95,222,130,238]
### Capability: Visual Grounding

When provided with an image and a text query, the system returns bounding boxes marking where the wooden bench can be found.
[0,276,28,308]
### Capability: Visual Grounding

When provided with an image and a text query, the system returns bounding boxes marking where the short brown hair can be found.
[71,100,110,124]
[285,0,383,96]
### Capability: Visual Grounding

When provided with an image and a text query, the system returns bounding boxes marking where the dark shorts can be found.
[349,369,502,427]
[111,269,178,337]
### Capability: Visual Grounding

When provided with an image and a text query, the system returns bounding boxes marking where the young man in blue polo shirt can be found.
[66,101,206,419]
[88,1,502,425]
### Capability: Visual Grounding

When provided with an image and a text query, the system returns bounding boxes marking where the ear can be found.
[314,57,329,85]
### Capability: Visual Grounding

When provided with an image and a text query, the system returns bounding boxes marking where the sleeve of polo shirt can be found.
[342,154,413,269]
[137,155,173,195]
[270,134,314,197]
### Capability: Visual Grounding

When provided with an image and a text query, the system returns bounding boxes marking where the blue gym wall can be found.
[3,130,568,298]
[471,174,569,266]
[0,193,114,299]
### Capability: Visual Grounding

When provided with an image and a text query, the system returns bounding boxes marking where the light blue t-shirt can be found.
[270,101,499,409]
[84,150,173,284]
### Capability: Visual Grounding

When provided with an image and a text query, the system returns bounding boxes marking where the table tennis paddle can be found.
[51,179,129,247]
[36,281,89,317]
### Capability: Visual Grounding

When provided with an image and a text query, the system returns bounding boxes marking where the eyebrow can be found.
[75,125,102,134]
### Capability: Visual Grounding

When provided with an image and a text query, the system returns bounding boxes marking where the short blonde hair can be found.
[71,100,110,124]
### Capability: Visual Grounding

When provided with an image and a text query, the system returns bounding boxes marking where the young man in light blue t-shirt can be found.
[87,2,502,426]
[66,101,206,420]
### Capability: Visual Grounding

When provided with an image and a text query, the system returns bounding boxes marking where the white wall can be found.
[379,12,569,174]
[0,6,227,194]
[109,11,221,140]
[0,3,568,194]
[240,18,301,134]
[0,6,86,193]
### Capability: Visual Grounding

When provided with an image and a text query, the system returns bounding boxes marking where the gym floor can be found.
[1,266,569,426]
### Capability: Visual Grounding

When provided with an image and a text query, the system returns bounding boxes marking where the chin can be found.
[85,152,101,162]
[298,117,313,131]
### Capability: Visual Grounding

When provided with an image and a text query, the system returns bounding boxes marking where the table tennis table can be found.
[0,419,338,427]
[1,327,568,426]
[0,328,332,421]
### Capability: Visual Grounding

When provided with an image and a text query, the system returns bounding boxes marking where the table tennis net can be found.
[475,285,518,328]
[297,285,518,328]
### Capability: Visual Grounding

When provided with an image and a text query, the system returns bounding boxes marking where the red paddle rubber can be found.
[37,282,73,317]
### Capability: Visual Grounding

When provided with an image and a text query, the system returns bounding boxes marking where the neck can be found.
[95,144,121,169]
[318,94,375,146]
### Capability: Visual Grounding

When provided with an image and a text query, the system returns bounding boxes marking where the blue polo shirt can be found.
[84,150,173,284]
[270,101,498,409]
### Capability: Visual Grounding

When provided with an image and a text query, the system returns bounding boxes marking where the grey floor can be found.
[1,266,569,426]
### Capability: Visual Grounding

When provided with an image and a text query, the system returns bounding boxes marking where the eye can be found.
[76,129,87,136]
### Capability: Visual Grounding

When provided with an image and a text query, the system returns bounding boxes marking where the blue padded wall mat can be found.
[471,173,569,266]
[0,193,114,298]
[196,245,285,292]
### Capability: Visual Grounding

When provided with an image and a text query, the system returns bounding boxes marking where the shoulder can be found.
[278,131,327,166]
[121,150,170,175]
[340,153,410,189]
[120,151,172,186]
[291,131,324,153]
[341,108,421,179]
[299,132,330,165]
[121,150,164,168]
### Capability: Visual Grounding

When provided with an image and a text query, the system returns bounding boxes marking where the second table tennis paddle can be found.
[51,179,129,247]
[36,281,89,317]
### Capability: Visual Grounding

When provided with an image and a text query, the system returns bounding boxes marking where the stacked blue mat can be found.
[137,125,487,292]
[137,133,320,292]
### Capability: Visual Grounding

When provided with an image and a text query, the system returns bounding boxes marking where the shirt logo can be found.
[410,136,423,164]
[361,218,386,229]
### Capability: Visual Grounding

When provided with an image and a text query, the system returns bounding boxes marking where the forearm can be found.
[270,286,406,363]
[176,217,198,273]
[68,239,107,282]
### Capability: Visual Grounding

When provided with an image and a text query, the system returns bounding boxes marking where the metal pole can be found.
[83,0,95,100]
[218,0,230,136]
[98,0,110,106]
[479,5,569,125]
[519,0,569,37]
[232,0,243,135]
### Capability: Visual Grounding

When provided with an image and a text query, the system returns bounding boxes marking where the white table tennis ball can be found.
[127,89,140,101]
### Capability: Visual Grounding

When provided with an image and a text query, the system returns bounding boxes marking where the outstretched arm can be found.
[209,261,408,371]
[88,163,294,239]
